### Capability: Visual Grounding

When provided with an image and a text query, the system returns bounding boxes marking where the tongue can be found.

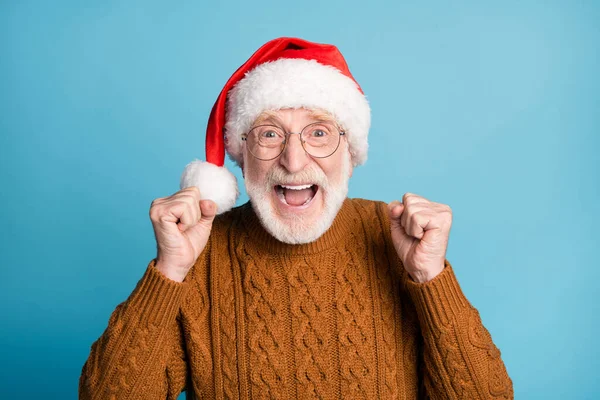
[283,187,313,206]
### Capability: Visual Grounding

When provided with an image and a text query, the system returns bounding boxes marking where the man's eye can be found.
[311,129,327,137]
[262,131,278,138]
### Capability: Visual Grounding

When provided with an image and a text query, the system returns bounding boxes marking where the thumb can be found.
[388,200,405,233]
[388,200,413,259]
[388,200,404,221]
[199,199,217,225]
[183,200,217,254]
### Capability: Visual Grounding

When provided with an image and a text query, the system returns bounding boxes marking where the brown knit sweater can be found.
[79,198,513,399]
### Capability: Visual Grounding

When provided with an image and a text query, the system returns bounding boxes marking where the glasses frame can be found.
[241,121,346,161]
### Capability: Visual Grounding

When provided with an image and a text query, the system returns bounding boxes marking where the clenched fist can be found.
[388,193,452,283]
[149,187,216,282]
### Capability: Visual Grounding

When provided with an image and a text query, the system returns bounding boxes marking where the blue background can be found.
[1,0,598,398]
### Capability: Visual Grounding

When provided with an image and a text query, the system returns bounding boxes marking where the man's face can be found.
[243,108,353,244]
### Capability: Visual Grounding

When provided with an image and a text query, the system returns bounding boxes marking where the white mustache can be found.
[264,165,329,191]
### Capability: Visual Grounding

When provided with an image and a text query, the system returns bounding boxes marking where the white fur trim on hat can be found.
[224,58,371,167]
[180,160,239,214]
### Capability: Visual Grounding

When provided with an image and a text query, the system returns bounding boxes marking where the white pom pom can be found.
[179,160,239,214]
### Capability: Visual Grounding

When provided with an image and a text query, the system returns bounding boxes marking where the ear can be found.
[345,148,353,178]
[240,153,246,178]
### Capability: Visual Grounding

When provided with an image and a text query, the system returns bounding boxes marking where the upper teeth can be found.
[281,184,312,190]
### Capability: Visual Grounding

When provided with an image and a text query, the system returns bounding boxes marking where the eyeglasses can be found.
[241,121,346,161]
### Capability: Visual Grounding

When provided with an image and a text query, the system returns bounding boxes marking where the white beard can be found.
[245,154,351,245]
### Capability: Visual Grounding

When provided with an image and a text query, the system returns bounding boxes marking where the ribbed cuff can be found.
[404,260,471,328]
[125,259,189,326]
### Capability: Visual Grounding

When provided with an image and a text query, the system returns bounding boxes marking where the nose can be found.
[279,133,311,173]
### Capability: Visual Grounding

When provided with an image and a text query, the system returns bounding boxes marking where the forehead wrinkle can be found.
[252,108,339,129]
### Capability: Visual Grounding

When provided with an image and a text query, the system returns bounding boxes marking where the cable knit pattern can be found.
[466,308,514,399]
[239,237,290,399]
[400,205,515,400]
[181,252,215,399]
[217,252,240,399]
[336,226,378,399]
[354,200,403,399]
[210,217,240,399]
[80,198,513,399]
[165,323,189,399]
[283,254,333,399]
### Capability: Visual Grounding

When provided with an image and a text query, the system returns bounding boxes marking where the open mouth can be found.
[274,184,318,207]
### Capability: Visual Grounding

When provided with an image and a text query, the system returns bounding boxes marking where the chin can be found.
[246,176,349,245]
[244,151,352,244]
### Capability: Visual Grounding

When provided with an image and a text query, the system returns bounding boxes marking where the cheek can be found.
[320,149,351,182]
[245,157,272,184]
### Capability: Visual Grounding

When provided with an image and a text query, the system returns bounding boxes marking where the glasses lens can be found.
[247,125,286,160]
[301,122,341,158]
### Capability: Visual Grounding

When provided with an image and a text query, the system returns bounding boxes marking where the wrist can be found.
[408,263,445,283]
[155,261,188,283]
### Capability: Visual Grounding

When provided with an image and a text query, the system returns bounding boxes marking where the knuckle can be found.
[404,194,420,205]
[157,212,171,223]
[183,197,197,209]
[175,200,192,215]
[180,193,201,207]
[412,211,423,221]
[185,201,199,220]
[182,195,198,204]
[150,197,163,208]
[184,186,200,197]
[176,194,195,204]
[441,205,452,216]
[149,204,161,220]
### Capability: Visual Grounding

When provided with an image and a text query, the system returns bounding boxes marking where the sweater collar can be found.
[238,198,360,256]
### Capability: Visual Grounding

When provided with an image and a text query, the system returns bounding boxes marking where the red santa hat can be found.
[180,37,371,214]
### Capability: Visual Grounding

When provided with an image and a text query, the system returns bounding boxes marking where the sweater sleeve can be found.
[367,199,513,399]
[79,259,190,400]
[402,261,514,399]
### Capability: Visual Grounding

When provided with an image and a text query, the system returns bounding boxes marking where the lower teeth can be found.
[275,186,315,206]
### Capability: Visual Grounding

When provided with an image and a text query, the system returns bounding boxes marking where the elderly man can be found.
[80,37,513,399]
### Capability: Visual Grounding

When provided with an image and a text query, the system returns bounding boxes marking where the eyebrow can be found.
[252,112,283,126]
[307,110,336,122]
[251,109,337,128]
